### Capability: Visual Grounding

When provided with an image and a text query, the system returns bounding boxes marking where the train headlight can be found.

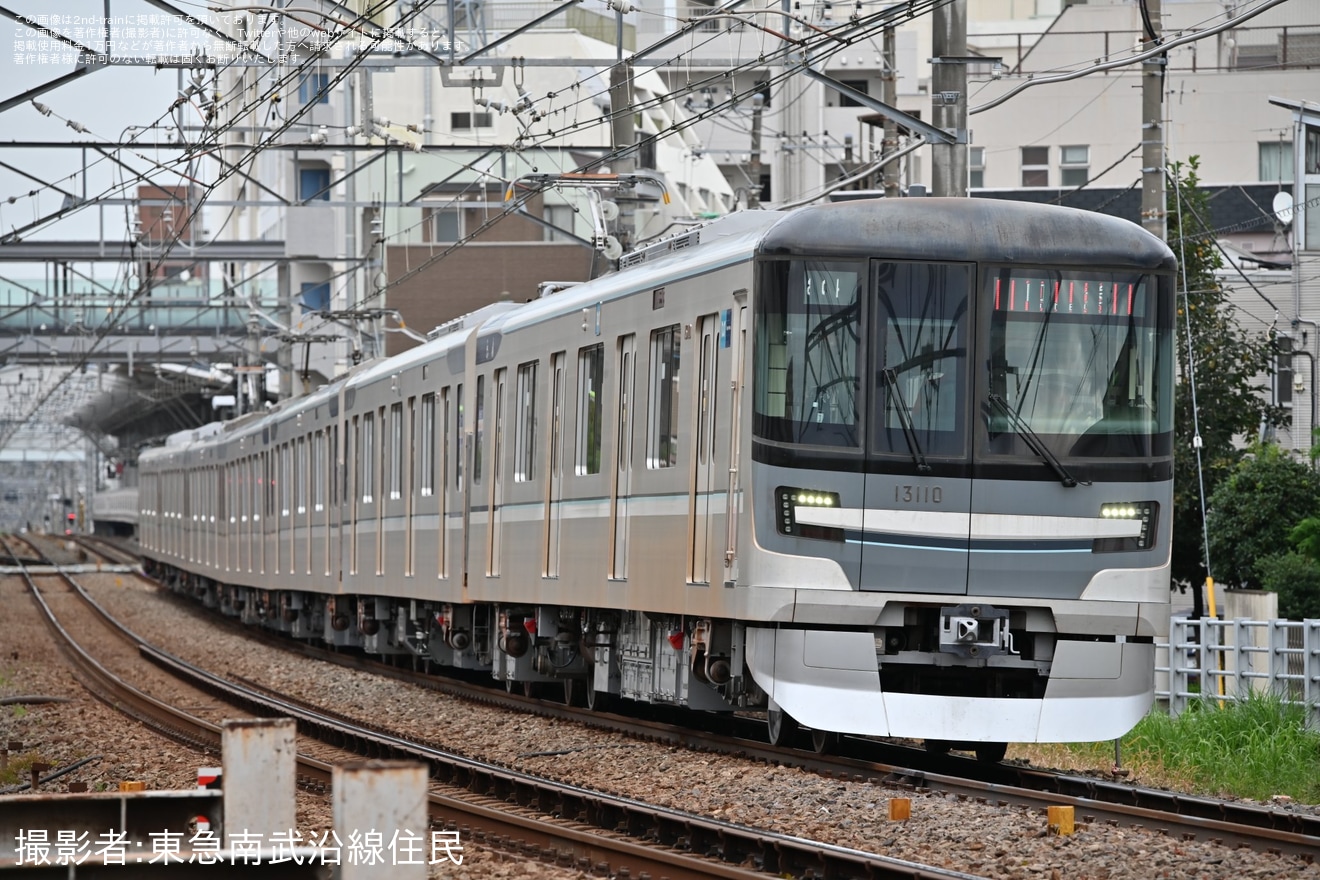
[775,486,844,541]
[1094,501,1159,552]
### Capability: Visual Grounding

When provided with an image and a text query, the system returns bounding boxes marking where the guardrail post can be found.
[334,760,429,880]
[1169,617,1189,716]
[1269,620,1291,701]
[221,717,296,848]
[1306,620,1319,727]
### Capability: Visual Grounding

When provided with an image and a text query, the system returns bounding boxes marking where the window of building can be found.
[543,204,576,242]
[1060,145,1090,187]
[837,78,870,108]
[298,71,329,104]
[450,111,493,130]
[1021,146,1049,187]
[647,325,681,468]
[576,345,603,475]
[298,165,330,202]
[969,146,985,189]
[1276,335,1294,409]
[1259,140,1294,183]
[427,206,461,242]
[299,282,330,313]
[514,362,537,482]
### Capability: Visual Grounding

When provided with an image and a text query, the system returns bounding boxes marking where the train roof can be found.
[756,198,1178,270]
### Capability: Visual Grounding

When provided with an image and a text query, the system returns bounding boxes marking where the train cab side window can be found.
[647,324,682,468]
[515,361,538,482]
[576,344,604,475]
[390,402,404,500]
[753,260,862,448]
[420,393,436,496]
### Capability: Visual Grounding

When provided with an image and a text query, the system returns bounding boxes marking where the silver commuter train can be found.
[138,197,1176,757]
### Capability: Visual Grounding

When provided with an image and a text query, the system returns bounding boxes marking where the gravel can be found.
[22,566,1319,880]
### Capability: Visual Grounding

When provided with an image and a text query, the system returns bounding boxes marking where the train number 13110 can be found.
[895,485,942,503]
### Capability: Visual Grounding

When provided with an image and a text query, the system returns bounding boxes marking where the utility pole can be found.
[748,92,764,209]
[1140,0,1166,241]
[931,0,968,198]
[609,61,636,250]
[882,27,900,199]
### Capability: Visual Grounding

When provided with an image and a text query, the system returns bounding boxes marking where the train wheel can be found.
[766,704,799,747]
[975,742,1008,763]
[586,686,610,712]
[522,680,537,699]
[810,729,840,755]
[562,678,585,707]
[505,678,516,694]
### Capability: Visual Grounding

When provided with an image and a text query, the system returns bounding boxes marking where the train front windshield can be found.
[752,259,1173,469]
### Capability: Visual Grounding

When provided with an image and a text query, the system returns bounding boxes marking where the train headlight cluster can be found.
[775,487,844,541]
[1094,501,1159,552]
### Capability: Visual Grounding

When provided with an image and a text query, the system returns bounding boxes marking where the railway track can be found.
[4,535,988,880]
[121,547,1320,866]
[144,576,1319,860]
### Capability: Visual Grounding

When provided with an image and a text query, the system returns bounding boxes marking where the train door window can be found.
[314,432,325,514]
[390,402,404,500]
[872,261,971,458]
[362,411,375,503]
[647,324,681,468]
[420,393,436,496]
[455,383,464,492]
[297,437,307,516]
[474,376,485,483]
[575,344,603,475]
[514,361,537,482]
[282,443,292,519]
[489,368,507,575]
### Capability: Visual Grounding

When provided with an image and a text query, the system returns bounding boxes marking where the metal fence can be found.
[1156,617,1320,727]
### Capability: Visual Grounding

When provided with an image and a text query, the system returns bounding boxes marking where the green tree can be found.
[1203,443,1320,590]
[1256,552,1320,621]
[1168,158,1284,613]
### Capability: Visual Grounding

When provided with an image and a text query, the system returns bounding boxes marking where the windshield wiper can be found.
[987,393,1088,488]
[883,368,932,473]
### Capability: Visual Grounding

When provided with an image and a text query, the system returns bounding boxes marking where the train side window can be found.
[647,324,681,468]
[514,361,537,482]
[420,393,436,496]
[362,411,375,503]
[576,344,603,475]
[390,401,404,500]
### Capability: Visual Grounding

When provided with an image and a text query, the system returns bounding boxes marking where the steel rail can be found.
[13,537,983,880]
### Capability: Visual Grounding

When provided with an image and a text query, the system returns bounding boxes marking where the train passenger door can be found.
[860,259,973,595]
[545,353,565,578]
[724,300,747,581]
[689,314,719,585]
[489,368,507,576]
[610,334,636,580]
